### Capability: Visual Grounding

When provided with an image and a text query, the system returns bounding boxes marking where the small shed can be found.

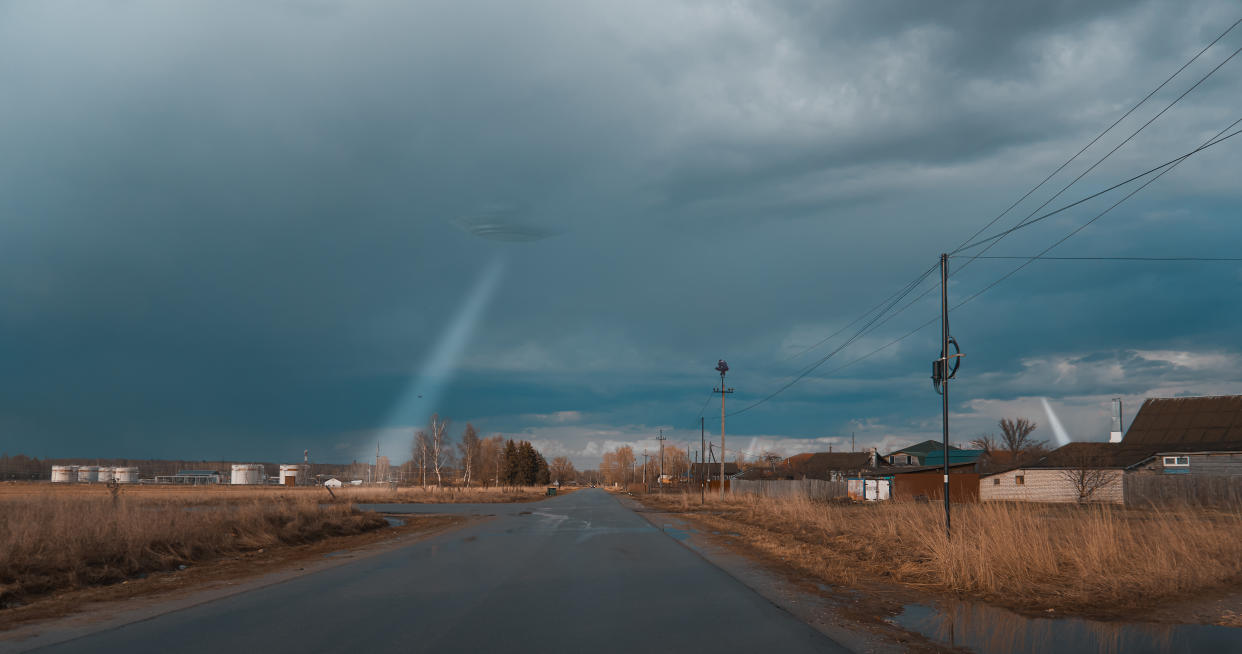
[323,477,344,488]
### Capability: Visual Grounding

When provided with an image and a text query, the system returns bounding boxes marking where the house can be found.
[739,451,879,481]
[323,477,344,488]
[885,440,960,466]
[848,461,978,502]
[981,395,1242,505]
[923,449,985,469]
[690,462,740,481]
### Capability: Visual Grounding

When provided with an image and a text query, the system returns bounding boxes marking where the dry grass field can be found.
[637,492,1242,616]
[0,482,558,608]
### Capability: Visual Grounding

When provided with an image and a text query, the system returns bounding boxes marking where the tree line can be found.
[405,414,577,487]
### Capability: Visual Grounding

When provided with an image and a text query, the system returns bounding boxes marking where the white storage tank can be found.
[279,464,304,486]
[97,467,114,483]
[231,464,265,485]
[78,466,100,482]
[113,467,139,483]
[51,465,78,483]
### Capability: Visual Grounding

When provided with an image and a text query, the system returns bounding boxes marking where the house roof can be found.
[690,462,740,476]
[784,452,873,478]
[923,449,984,466]
[888,440,961,457]
[1022,442,1153,470]
[854,461,977,477]
[1123,395,1242,450]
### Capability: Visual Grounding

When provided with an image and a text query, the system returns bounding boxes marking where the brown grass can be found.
[0,487,385,606]
[639,492,1242,616]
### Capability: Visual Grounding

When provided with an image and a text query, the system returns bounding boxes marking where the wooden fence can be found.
[730,479,848,501]
[1124,474,1242,507]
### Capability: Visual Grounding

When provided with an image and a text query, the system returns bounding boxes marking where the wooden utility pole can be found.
[657,429,666,495]
[714,360,733,498]
[700,417,706,504]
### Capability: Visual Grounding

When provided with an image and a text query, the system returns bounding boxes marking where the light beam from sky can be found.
[366,257,507,462]
[1040,397,1073,447]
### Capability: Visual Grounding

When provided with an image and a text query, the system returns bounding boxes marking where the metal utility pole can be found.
[714,360,734,498]
[931,253,963,539]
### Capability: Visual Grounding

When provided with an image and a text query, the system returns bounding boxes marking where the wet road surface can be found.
[23,489,846,653]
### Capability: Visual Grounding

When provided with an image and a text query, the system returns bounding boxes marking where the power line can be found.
[954,41,1242,261]
[770,19,1241,375]
[955,255,1242,262]
[955,122,1242,252]
[949,17,1242,257]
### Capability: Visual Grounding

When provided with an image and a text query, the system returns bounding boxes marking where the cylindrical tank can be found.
[113,467,139,483]
[279,464,304,486]
[51,465,78,483]
[97,467,114,483]
[231,464,265,485]
[77,466,100,483]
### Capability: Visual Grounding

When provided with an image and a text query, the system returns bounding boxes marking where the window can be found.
[1163,456,1190,467]
[992,478,1000,485]
[1015,475,1025,486]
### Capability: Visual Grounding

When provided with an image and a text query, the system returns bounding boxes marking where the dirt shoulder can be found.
[618,495,950,653]
[0,513,472,640]
[627,491,1242,627]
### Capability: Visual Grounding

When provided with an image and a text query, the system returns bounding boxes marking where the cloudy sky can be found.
[2,1,1240,467]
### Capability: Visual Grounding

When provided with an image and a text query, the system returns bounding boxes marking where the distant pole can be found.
[852,432,855,452]
[940,253,951,538]
[700,417,706,504]
[657,429,666,495]
[714,360,734,499]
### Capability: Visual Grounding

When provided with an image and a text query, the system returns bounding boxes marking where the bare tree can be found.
[429,414,449,487]
[549,456,576,483]
[458,424,481,486]
[969,433,997,454]
[413,430,430,489]
[999,418,1044,464]
[1058,452,1119,502]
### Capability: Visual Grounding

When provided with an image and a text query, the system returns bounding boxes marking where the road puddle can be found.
[894,600,1242,653]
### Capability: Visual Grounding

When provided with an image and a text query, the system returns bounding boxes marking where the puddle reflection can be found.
[895,601,1240,654]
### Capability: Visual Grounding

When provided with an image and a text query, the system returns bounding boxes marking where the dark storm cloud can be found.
[0,0,1238,463]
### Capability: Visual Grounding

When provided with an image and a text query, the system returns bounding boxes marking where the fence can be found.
[730,479,848,501]
[1124,474,1242,507]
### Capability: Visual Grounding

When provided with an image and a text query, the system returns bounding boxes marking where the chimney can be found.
[1109,398,1123,443]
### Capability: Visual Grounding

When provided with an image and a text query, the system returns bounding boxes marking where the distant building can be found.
[885,440,962,466]
[981,395,1242,505]
[690,462,740,481]
[323,477,344,488]
[154,469,223,485]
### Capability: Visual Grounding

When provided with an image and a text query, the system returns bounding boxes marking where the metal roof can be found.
[1122,395,1242,449]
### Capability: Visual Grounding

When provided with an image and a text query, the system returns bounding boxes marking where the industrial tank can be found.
[231,464,265,485]
[279,464,304,486]
[51,465,78,483]
[113,467,139,483]
[77,466,100,482]
[97,467,114,483]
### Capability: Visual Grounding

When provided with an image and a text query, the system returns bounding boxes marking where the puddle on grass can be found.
[894,601,1242,654]
[383,517,405,527]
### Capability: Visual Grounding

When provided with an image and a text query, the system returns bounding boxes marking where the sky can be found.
[1,1,1240,467]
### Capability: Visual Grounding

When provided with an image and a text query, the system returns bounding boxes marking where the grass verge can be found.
[635,491,1242,617]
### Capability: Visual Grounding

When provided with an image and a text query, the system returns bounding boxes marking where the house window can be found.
[1163,456,1190,467]
[992,478,1000,485]
[1015,475,1025,486]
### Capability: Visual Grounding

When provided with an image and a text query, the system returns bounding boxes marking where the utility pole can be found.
[642,451,649,490]
[714,360,734,499]
[657,429,666,495]
[852,432,855,452]
[700,416,706,504]
[932,253,963,539]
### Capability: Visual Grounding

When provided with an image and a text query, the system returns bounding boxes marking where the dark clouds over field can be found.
[1,1,1239,465]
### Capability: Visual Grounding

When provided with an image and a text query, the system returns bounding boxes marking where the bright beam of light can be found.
[368,258,507,461]
[1040,397,1073,447]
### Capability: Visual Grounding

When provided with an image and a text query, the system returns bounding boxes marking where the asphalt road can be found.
[26,489,847,653]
